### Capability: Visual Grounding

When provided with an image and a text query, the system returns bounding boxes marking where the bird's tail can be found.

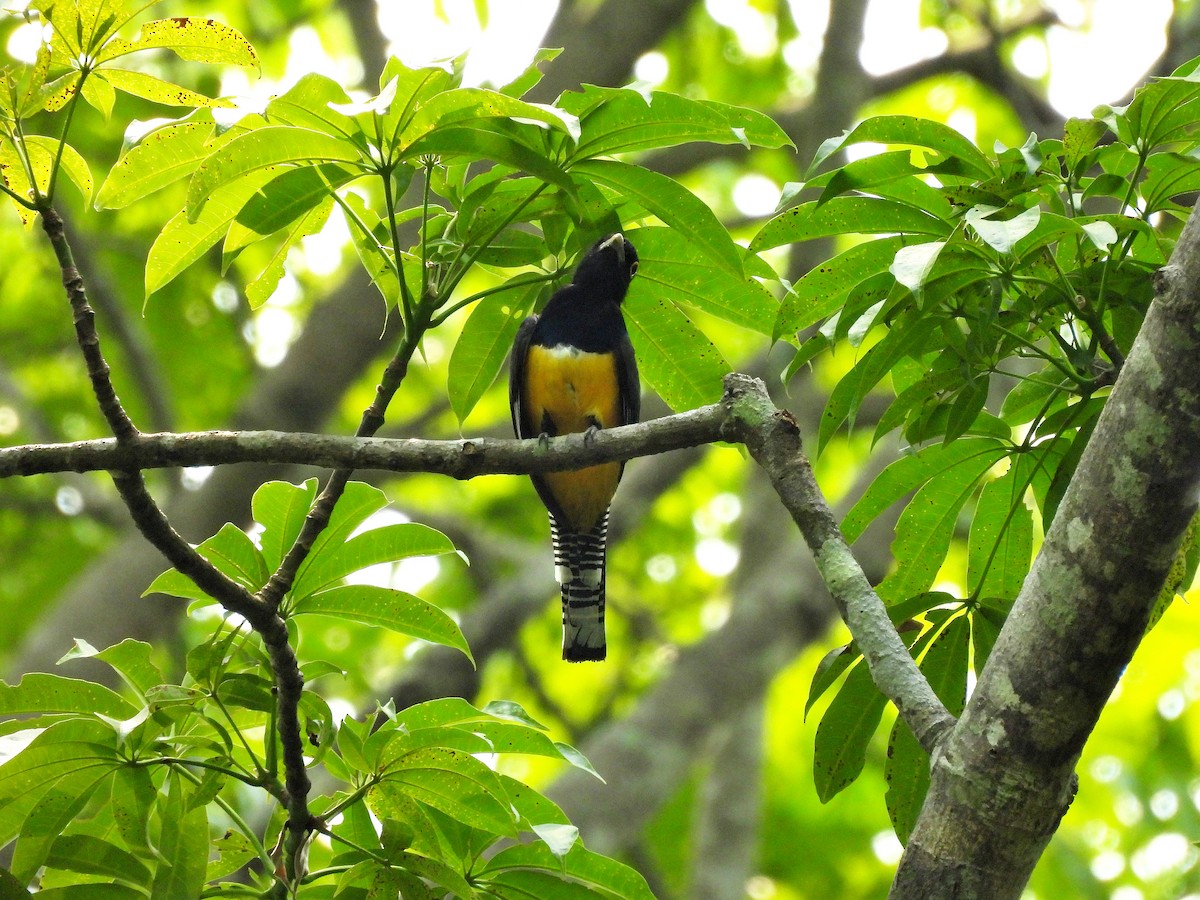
[550,511,609,662]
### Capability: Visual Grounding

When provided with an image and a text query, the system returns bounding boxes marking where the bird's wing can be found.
[615,331,640,427]
[509,313,539,439]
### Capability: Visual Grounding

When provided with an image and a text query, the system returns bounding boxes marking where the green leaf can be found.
[252,478,319,569]
[817,316,936,453]
[98,68,232,108]
[394,850,476,898]
[341,191,405,305]
[966,459,1034,601]
[43,834,151,885]
[405,123,572,188]
[296,481,391,575]
[95,116,216,209]
[804,593,939,719]
[58,639,162,697]
[633,226,777,334]
[885,614,969,844]
[573,159,742,275]
[21,136,92,203]
[25,887,142,899]
[971,598,1011,672]
[878,450,1006,603]
[0,673,135,719]
[97,17,258,67]
[565,87,792,159]
[145,165,278,298]
[400,87,580,146]
[842,439,1007,543]
[447,279,545,424]
[150,775,208,900]
[810,115,993,180]
[1140,151,1200,214]
[294,585,472,662]
[79,73,116,117]
[264,72,357,136]
[371,747,516,837]
[207,830,258,881]
[228,163,358,247]
[1063,117,1106,172]
[110,765,156,854]
[751,197,949,252]
[812,658,889,803]
[874,369,964,445]
[774,236,906,339]
[481,841,656,900]
[498,47,561,98]
[0,720,118,845]
[10,769,114,883]
[144,522,267,600]
[186,126,363,221]
[293,521,460,599]
[623,289,730,412]
[805,150,937,207]
[243,194,334,308]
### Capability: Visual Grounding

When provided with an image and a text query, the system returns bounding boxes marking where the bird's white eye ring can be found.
[630,261,639,276]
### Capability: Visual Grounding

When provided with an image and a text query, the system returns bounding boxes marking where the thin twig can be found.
[39,204,313,890]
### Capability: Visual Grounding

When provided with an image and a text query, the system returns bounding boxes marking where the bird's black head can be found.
[571,233,639,303]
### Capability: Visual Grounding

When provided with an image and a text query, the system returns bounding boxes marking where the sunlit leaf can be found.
[293,521,460,599]
[624,289,730,411]
[295,585,472,661]
[186,126,363,221]
[448,278,546,424]
[633,225,777,334]
[573,159,742,275]
[99,68,232,109]
[97,17,258,68]
[774,236,906,339]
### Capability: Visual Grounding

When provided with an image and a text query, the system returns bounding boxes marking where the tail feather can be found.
[550,512,609,662]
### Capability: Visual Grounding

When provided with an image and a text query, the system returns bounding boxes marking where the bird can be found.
[509,233,641,662]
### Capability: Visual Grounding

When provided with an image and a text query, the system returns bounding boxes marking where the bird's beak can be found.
[599,232,626,267]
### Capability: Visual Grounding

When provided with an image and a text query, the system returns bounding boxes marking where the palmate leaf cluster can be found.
[771,62,1200,840]
[0,3,796,896]
[93,46,791,418]
[0,477,651,898]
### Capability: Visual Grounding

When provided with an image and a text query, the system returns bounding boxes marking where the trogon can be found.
[509,233,640,662]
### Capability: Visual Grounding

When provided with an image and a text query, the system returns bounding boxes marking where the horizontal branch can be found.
[2,373,954,751]
[0,402,731,480]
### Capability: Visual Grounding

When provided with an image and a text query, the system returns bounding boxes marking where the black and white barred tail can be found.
[550,511,609,662]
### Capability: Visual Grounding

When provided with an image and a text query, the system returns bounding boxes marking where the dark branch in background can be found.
[39,204,313,891]
[528,0,698,102]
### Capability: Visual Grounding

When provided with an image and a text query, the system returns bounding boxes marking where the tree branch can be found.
[39,204,312,890]
[0,403,727,479]
[4,372,953,755]
[725,375,956,754]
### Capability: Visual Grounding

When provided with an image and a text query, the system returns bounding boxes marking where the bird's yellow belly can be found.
[523,345,622,531]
